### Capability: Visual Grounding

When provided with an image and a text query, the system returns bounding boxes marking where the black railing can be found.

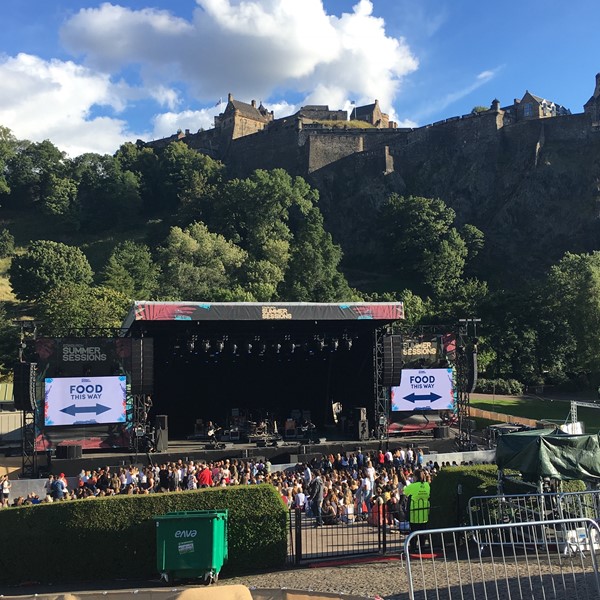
[287,504,407,564]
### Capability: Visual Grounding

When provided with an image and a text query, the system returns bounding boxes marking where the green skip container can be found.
[155,510,228,584]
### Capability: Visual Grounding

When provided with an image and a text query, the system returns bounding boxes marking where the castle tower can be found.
[583,73,600,124]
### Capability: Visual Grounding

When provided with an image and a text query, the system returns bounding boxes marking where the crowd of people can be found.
[0,447,471,530]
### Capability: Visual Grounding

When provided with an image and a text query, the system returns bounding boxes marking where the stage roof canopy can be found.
[122,301,404,330]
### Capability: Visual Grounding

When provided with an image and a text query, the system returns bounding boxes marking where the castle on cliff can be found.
[142,75,600,179]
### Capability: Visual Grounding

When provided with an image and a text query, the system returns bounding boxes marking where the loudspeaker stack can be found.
[13,362,35,411]
[131,338,154,395]
[357,419,370,441]
[155,414,168,452]
[382,335,403,387]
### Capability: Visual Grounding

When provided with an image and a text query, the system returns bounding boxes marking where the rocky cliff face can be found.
[309,112,600,288]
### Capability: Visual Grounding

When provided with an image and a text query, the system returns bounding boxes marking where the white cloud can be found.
[61,0,418,119]
[0,1,421,155]
[0,53,148,156]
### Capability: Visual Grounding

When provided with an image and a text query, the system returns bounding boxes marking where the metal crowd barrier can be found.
[468,490,600,553]
[405,518,600,600]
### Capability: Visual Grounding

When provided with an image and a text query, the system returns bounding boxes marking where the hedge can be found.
[0,484,287,585]
[429,464,587,528]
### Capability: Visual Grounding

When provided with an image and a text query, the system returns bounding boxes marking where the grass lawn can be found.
[470,394,600,434]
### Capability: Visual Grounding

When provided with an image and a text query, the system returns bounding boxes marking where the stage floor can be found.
[2,429,462,479]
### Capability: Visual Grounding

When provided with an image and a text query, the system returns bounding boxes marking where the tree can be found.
[101,241,160,299]
[0,304,19,380]
[9,240,93,301]
[377,194,482,296]
[211,169,320,299]
[156,222,248,301]
[37,285,130,336]
[543,252,600,374]
[0,229,15,258]
[0,126,18,196]
[74,154,141,230]
[158,141,224,215]
[279,207,358,301]
[5,139,67,208]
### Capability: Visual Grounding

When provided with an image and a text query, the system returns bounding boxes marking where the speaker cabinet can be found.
[55,444,82,459]
[13,362,35,411]
[155,414,168,430]
[155,427,168,452]
[382,335,403,387]
[354,407,367,421]
[131,338,154,395]
[357,419,369,441]
[467,350,478,393]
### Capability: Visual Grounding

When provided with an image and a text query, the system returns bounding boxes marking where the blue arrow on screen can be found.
[403,393,442,403]
[60,404,111,416]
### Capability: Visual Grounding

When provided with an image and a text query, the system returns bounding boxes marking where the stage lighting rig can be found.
[201,339,211,352]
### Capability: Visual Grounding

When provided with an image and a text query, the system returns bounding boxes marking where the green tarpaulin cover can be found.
[495,428,600,481]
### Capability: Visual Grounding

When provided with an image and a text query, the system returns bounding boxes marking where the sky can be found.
[1,0,599,157]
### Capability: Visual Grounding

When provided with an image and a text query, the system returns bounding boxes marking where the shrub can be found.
[0,484,287,585]
[0,228,14,258]
[475,378,524,395]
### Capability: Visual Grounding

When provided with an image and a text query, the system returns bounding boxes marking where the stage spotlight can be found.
[201,340,210,352]
[257,342,267,355]
[330,338,339,351]
[214,340,224,353]
[244,342,253,354]
[230,342,238,354]
[284,340,295,354]
[187,340,195,351]
[313,336,325,352]
[274,343,282,354]
[342,337,353,351]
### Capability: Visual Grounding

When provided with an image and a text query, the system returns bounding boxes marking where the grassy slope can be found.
[471,394,600,434]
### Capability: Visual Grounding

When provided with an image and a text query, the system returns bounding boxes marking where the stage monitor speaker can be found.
[382,334,403,387]
[357,419,369,441]
[155,414,168,430]
[13,362,35,411]
[55,444,82,459]
[354,407,367,422]
[155,427,168,452]
[131,338,154,395]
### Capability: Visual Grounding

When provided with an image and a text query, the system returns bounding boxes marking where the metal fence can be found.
[468,490,600,553]
[405,518,600,600]
[287,504,407,563]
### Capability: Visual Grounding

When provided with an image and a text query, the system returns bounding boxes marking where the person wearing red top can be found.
[197,464,213,488]
[377,450,385,466]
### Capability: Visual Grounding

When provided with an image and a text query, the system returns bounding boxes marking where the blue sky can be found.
[1,0,599,156]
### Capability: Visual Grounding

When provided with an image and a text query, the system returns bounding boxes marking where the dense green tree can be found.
[115,142,162,214]
[157,222,248,301]
[37,284,130,336]
[279,207,357,301]
[73,153,141,230]
[9,240,94,301]
[0,126,18,195]
[4,140,67,208]
[0,228,15,258]
[543,252,600,374]
[158,141,224,214]
[377,194,483,296]
[211,169,320,298]
[101,240,160,299]
[41,174,79,228]
[0,304,19,379]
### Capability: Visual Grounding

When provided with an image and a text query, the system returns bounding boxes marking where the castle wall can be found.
[225,125,306,177]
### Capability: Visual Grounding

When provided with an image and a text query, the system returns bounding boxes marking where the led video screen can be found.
[45,376,127,426]
[391,368,455,411]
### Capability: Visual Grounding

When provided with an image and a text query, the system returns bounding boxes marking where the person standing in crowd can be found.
[308,470,325,527]
[403,469,431,553]
[1,474,11,507]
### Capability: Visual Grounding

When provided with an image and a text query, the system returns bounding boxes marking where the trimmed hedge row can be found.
[429,464,587,528]
[0,484,287,585]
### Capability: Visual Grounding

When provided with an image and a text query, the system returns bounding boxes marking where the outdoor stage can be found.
[33,429,461,479]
